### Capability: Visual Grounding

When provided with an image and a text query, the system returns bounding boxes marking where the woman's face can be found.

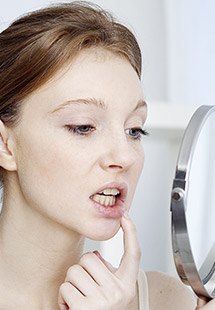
[11,48,147,240]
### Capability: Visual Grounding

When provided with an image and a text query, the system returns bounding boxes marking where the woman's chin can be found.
[85,221,121,241]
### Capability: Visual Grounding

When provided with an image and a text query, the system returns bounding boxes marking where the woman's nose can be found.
[99,136,137,172]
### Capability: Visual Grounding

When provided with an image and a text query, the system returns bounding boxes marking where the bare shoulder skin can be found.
[146,271,197,310]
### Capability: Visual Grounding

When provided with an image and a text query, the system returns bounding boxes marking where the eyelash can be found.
[66,124,96,135]
[126,127,149,140]
[65,125,149,140]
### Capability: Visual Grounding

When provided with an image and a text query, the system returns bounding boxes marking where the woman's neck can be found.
[0,198,84,309]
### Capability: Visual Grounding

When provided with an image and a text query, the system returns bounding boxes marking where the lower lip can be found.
[90,197,125,218]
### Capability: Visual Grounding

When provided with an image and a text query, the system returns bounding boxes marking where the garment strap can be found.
[137,270,149,310]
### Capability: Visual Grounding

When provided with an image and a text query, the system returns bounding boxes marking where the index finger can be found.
[115,212,141,283]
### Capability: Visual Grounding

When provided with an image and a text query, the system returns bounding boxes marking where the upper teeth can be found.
[98,188,120,196]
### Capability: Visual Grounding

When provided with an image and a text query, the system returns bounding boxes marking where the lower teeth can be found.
[92,194,116,206]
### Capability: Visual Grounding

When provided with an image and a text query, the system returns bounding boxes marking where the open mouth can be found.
[90,182,127,208]
[90,183,128,218]
[90,188,121,207]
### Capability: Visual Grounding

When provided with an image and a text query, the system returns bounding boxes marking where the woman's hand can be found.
[196,298,215,309]
[58,212,141,310]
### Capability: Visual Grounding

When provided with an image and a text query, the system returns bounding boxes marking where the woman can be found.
[0,2,213,309]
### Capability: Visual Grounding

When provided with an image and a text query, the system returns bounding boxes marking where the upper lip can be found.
[90,182,128,203]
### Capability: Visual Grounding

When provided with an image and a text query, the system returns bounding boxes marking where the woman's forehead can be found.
[22,48,144,113]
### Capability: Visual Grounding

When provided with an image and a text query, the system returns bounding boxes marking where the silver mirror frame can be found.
[171,105,215,299]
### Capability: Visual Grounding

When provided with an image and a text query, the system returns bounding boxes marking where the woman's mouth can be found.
[90,182,128,218]
[91,188,120,206]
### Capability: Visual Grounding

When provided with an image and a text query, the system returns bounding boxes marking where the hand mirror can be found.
[171,105,215,300]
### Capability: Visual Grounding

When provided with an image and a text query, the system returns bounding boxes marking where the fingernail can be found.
[93,250,106,263]
[93,250,102,258]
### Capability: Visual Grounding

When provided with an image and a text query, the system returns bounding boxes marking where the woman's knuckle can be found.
[115,292,124,304]
[111,291,120,303]
[59,282,69,294]
[93,297,108,310]
[107,284,124,305]
[130,247,141,261]
[79,251,93,265]
[136,247,142,260]
[66,264,80,278]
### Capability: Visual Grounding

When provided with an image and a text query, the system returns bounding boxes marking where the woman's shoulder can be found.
[145,270,197,310]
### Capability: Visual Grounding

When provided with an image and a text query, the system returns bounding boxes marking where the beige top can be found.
[137,270,149,310]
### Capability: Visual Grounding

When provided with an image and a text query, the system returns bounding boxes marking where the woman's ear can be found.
[0,120,17,171]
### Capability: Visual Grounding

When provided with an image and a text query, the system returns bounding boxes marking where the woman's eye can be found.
[126,127,149,140]
[65,124,95,136]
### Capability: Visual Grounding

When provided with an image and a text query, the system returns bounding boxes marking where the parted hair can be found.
[0,1,142,127]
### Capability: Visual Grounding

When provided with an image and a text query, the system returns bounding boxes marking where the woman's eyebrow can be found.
[51,98,147,113]
[51,98,107,113]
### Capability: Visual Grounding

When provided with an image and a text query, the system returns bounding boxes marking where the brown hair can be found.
[0,1,142,127]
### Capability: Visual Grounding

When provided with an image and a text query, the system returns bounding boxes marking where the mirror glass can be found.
[171,105,215,299]
[186,111,215,278]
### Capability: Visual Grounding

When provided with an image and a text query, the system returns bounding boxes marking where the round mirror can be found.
[171,105,215,300]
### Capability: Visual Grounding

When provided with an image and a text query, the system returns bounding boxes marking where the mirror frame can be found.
[171,105,215,299]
